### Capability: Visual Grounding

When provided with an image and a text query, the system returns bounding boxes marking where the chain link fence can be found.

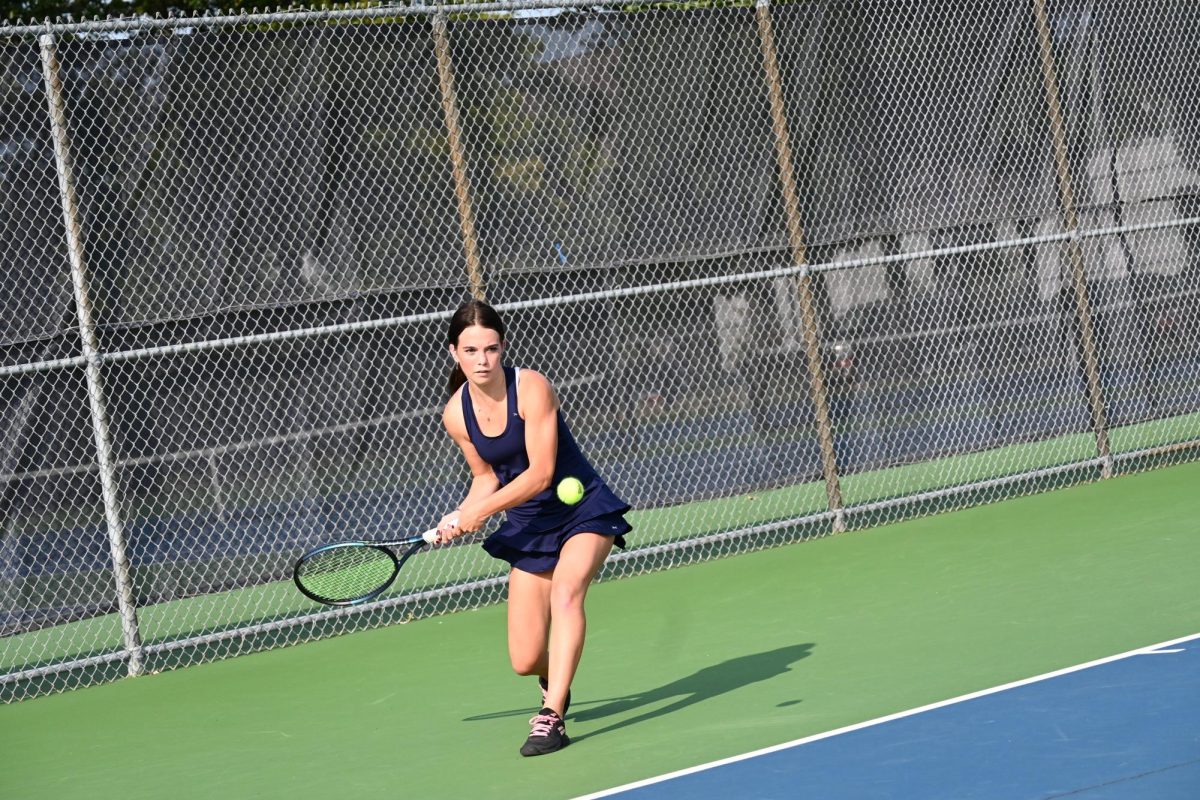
[2,0,1198,701]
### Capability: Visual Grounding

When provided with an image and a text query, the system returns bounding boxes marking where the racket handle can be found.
[423,515,459,544]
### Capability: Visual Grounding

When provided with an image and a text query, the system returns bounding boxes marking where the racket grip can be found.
[422,529,439,544]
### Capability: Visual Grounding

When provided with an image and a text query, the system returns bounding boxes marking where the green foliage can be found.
[2,0,386,25]
[2,0,768,26]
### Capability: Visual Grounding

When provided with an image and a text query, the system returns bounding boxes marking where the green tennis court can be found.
[2,459,1197,799]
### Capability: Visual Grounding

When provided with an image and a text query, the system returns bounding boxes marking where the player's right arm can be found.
[439,391,500,540]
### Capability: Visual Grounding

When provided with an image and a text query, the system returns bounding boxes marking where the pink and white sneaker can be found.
[520,708,569,757]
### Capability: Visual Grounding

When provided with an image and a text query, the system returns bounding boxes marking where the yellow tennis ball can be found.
[556,477,585,505]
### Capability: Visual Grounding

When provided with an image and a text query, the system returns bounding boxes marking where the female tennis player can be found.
[436,299,631,757]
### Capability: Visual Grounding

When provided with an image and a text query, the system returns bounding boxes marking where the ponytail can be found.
[447,363,467,399]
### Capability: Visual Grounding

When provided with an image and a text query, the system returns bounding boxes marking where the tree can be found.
[4,0,362,24]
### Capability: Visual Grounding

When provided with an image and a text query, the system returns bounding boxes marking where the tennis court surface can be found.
[2,459,1199,799]
[583,635,1200,799]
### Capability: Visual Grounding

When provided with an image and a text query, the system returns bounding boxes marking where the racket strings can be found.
[296,545,397,603]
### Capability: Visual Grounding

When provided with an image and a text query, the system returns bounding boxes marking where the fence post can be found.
[754,0,845,532]
[38,32,144,675]
[1031,0,1113,478]
[432,12,486,300]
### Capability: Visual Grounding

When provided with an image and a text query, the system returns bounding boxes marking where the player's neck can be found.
[468,373,506,404]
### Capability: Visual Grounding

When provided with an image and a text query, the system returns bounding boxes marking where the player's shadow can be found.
[464,642,814,741]
[570,642,814,741]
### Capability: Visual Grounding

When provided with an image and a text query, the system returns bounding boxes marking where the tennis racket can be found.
[293,529,439,606]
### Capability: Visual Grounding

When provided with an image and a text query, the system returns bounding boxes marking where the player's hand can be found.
[435,511,462,544]
[453,505,488,535]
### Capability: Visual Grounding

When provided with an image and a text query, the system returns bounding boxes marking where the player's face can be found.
[450,325,504,387]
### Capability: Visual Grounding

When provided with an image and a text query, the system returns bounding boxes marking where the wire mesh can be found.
[2,0,1198,701]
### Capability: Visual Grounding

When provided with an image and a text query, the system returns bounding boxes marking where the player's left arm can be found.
[457,371,558,530]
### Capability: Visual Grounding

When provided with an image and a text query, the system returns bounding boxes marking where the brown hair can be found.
[446,299,507,398]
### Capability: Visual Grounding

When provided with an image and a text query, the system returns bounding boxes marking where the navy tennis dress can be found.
[462,366,631,573]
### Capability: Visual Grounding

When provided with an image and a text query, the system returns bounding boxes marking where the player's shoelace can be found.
[527,711,561,738]
[520,708,569,757]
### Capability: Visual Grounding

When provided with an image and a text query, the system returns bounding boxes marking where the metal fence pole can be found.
[1031,0,1113,479]
[754,0,845,532]
[38,32,144,675]
[432,12,486,300]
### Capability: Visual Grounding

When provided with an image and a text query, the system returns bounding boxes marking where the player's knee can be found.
[509,652,543,676]
[549,582,587,616]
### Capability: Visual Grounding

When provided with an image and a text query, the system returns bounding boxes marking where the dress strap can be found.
[508,366,520,415]
[459,380,478,441]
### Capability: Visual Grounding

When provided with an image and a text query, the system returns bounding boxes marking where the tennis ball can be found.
[556,477,585,505]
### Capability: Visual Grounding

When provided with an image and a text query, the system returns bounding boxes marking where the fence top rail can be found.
[0,0,748,37]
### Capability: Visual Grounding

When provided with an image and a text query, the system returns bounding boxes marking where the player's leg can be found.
[543,532,613,717]
[507,566,552,679]
[509,565,567,758]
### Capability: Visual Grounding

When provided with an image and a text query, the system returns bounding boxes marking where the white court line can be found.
[572,632,1200,800]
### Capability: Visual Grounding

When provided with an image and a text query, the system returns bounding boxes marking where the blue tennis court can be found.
[583,634,1200,800]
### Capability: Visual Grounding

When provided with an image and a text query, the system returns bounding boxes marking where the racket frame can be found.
[293,529,438,607]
